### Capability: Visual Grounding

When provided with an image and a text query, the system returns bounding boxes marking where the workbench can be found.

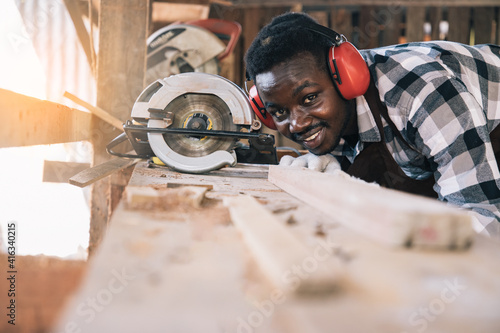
[55,162,500,333]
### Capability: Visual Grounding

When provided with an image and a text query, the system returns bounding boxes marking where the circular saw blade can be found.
[163,93,238,157]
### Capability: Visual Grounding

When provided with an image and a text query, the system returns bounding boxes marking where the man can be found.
[244,12,500,237]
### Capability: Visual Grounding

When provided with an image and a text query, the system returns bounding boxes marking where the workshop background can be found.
[0,0,499,332]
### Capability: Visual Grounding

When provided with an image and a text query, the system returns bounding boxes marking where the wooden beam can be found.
[152,2,209,24]
[448,7,471,44]
[43,160,92,183]
[225,195,343,294]
[268,166,474,250]
[0,88,92,148]
[63,0,96,73]
[473,7,495,44]
[89,0,150,255]
[69,158,139,187]
[63,91,123,131]
[405,6,426,42]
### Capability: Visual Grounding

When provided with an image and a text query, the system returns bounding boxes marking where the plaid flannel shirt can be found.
[332,41,500,237]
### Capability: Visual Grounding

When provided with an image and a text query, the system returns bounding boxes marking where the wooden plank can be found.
[0,88,92,148]
[152,2,209,23]
[54,163,500,333]
[448,7,471,44]
[405,6,426,42]
[473,7,495,44]
[268,166,474,250]
[43,160,91,183]
[63,91,123,131]
[69,158,139,188]
[224,195,343,294]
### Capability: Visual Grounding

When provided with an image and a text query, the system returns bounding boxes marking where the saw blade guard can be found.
[132,72,254,126]
[131,72,255,173]
[146,23,226,82]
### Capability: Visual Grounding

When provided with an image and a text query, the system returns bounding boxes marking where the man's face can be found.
[255,52,354,155]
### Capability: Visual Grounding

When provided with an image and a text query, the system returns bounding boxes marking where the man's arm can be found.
[408,76,500,237]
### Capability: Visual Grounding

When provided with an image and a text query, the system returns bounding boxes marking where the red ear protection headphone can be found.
[248,22,370,130]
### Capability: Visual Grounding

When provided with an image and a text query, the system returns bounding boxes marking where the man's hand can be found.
[279,153,341,173]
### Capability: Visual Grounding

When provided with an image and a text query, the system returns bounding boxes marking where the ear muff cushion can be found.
[328,42,370,100]
[249,85,277,130]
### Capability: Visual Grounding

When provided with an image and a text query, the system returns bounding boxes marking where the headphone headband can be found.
[303,23,344,46]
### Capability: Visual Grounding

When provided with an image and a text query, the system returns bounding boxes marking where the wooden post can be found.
[405,6,426,42]
[381,5,403,46]
[473,7,494,44]
[358,6,379,49]
[331,7,353,41]
[428,7,442,41]
[89,0,151,255]
[448,7,471,44]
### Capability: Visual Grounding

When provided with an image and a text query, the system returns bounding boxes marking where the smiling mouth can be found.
[304,131,320,142]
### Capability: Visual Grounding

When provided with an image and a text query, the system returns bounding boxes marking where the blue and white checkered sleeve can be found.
[408,76,500,236]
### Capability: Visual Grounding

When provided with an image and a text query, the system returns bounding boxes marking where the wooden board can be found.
[268,166,474,249]
[53,163,500,333]
[405,6,426,42]
[0,89,92,148]
[448,7,471,44]
[225,195,343,294]
[88,0,150,255]
[152,2,209,23]
[69,158,139,188]
[473,7,495,44]
[43,160,91,183]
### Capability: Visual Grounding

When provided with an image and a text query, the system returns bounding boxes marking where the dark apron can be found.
[344,83,500,199]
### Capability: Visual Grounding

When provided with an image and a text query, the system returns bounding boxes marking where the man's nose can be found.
[289,109,312,134]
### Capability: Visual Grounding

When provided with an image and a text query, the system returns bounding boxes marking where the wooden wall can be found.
[205,4,500,86]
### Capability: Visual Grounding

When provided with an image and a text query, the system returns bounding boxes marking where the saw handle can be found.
[187,19,241,61]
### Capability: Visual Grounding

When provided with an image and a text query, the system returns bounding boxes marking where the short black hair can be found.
[244,12,334,81]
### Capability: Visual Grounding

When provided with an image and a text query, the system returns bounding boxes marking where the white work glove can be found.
[279,153,341,174]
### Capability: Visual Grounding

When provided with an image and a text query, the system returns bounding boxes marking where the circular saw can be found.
[106,72,277,174]
[146,19,241,84]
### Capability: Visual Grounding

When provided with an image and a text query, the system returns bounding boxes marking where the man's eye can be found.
[304,94,317,104]
[270,109,288,121]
